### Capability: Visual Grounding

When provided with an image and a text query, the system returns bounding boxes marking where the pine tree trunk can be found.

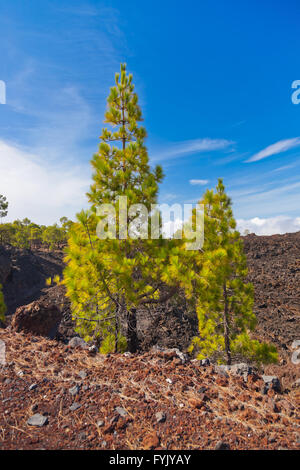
[223,284,231,365]
[126,308,138,353]
[114,306,120,353]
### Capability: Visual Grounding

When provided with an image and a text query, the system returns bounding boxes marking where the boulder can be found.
[27,414,48,427]
[215,365,229,378]
[88,345,98,356]
[68,337,88,350]
[229,363,254,381]
[215,363,254,382]
[11,299,62,339]
[200,358,211,366]
[262,375,282,393]
[215,441,230,450]
[152,346,189,364]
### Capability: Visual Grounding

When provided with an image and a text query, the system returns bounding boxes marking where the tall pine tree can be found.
[189,179,278,365]
[64,64,185,352]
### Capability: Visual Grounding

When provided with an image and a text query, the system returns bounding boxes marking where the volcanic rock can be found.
[68,337,88,349]
[155,411,166,423]
[27,414,48,427]
[215,441,230,450]
[262,375,282,393]
[11,299,62,338]
[69,402,81,411]
[0,248,11,284]
[0,245,64,316]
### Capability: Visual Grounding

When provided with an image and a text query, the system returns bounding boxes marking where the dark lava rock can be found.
[68,337,88,350]
[11,299,62,339]
[262,375,282,393]
[1,245,64,316]
[215,441,230,450]
[0,248,12,285]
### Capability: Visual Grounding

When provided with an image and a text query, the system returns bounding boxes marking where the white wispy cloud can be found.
[230,179,300,218]
[1,73,99,225]
[246,138,300,163]
[151,138,234,162]
[56,5,100,17]
[237,216,300,235]
[55,3,120,20]
[189,179,209,185]
[272,161,300,173]
[7,84,96,166]
[0,140,90,224]
[160,193,178,202]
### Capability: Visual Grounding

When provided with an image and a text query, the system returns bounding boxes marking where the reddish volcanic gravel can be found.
[0,331,299,450]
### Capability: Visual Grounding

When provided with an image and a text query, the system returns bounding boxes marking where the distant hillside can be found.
[243,231,300,352]
[0,245,64,316]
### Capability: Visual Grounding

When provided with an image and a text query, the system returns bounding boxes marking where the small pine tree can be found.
[13,220,30,249]
[189,179,278,366]
[0,283,6,323]
[42,224,64,250]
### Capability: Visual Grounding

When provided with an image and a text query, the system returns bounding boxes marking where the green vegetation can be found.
[0,217,73,249]
[64,64,185,352]
[63,63,277,365]
[0,67,278,366]
[188,179,278,365]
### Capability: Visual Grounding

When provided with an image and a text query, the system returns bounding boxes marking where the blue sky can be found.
[0,0,300,234]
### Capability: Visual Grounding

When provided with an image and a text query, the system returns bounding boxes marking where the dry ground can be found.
[0,330,299,450]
